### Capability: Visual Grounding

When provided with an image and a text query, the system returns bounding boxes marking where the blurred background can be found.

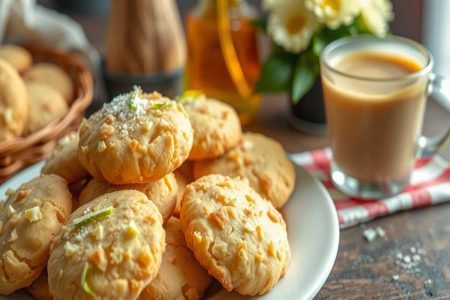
[26,0,446,155]
[35,0,439,53]
[36,0,448,134]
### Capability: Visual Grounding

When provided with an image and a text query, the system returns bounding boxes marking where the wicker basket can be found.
[0,44,93,183]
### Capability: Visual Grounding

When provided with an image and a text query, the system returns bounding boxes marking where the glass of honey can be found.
[185,0,261,125]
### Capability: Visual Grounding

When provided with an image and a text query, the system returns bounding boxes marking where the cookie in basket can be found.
[24,82,68,135]
[193,133,296,209]
[0,60,28,141]
[78,173,178,222]
[180,175,291,296]
[28,269,52,300]
[24,62,74,104]
[48,190,165,300]
[179,93,242,160]
[139,217,212,300]
[0,45,32,74]
[0,174,72,295]
[78,88,193,184]
[42,132,89,184]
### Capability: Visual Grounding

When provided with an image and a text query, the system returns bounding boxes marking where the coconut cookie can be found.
[24,63,74,104]
[69,178,91,212]
[180,175,291,296]
[0,174,72,295]
[78,88,193,184]
[42,132,89,184]
[173,160,194,216]
[24,82,69,135]
[47,190,165,300]
[193,133,295,209]
[176,160,194,181]
[0,60,28,141]
[173,170,190,216]
[0,45,32,74]
[78,173,178,222]
[28,269,52,300]
[180,94,242,160]
[139,217,212,300]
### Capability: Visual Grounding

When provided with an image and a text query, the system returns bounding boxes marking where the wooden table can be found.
[44,4,450,298]
[255,98,450,300]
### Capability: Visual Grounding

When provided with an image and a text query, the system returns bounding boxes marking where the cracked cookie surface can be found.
[48,190,165,300]
[0,174,72,295]
[139,217,211,300]
[78,173,178,223]
[28,269,52,300]
[180,175,290,296]
[193,133,295,208]
[42,132,89,183]
[78,89,193,184]
[182,97,242,160]
[173,170,191,216]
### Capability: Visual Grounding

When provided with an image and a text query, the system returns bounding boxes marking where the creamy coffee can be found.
[322,52,428,182]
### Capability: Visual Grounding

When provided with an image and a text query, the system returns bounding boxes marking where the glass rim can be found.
[320,35,433,82]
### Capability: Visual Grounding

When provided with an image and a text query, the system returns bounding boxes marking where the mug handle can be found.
[416,74,450,157]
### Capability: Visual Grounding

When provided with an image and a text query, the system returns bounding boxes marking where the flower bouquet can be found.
[255,0,394,128]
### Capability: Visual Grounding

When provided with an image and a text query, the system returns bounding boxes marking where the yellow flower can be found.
[305,0,361,29]
[360,0,394,37]
[268,0,319,53]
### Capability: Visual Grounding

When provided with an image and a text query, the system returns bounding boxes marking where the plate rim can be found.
[295,165,340,300]
[205,165,340,300]
[0,163,340,300]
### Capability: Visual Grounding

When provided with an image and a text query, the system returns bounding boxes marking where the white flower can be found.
[262,0,277,10]
[305,0,361,29]
[360,0,394,37]
[267,0,319,53]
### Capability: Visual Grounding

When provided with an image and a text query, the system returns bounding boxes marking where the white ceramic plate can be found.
[0,163,339,300]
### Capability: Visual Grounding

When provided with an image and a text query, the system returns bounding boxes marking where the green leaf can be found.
[312,32,329,57]
[353,15,372,35]
[335,25,353,37]
[312,23,364,57]
[255,52,296,93]
[291,52,318,104]
[252,16,268,32]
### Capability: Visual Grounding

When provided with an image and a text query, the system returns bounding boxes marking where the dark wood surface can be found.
[41,3,450,299]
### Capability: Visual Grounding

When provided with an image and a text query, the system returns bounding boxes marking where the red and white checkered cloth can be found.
[291,148,450,229]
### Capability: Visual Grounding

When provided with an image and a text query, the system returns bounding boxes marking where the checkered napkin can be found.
[291,148,450,229]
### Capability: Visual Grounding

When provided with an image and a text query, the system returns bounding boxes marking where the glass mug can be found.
[320,36,450,199]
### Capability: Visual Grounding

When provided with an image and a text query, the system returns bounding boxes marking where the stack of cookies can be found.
[0,44,74,141]
[0,87,295,299]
